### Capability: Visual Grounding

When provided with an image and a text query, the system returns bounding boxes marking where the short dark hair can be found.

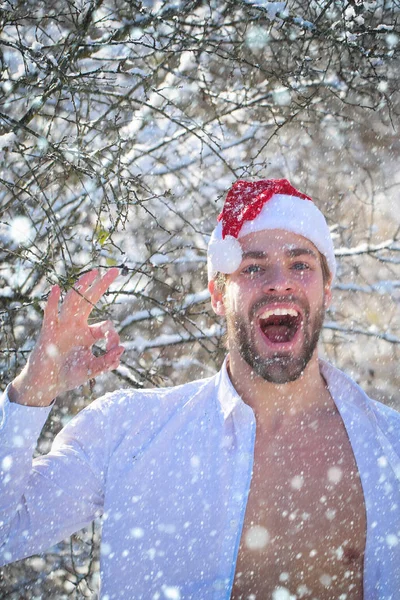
[319,253,331,286]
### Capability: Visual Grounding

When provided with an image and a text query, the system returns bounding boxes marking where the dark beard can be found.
[226,298,326,384]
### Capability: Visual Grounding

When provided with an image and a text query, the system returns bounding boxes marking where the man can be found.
[1,179,399,599]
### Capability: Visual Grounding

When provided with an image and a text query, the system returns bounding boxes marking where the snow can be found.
[386,534,399,548]
[325,508,337,521]
[272,88,292,106]
[28,556,47,571]
[245,26,270,50]
[1,2,400,596]
[150,253,171,266]
[272,587,295,600]
[293,16,315,31]
[385,33,399,48]
[45,344,59,359]
[1,456,12,471]
[122,325,223,352]
[118,289,210,331]
[247,1,286,20]
[30,96,44,109]
[8,216,35,245]
[290,475,304,490]
[0,132,16,150]
[319,573,332,587]
[324,321,400,345]
[345,6,356,20]
[101,542,112,556]
[336,238,400,256]
[335,545,344,559]
[190,455,200,468]
[48,54,58,67]
[376,24,394,31]
[11,435,23,448]
[327,466,343,484]
[245,525,270,549]
[2,80,13,95]
[36,136,49,152]
[178,51,197,72]
[334,280,400,295]
[130,527,145,539]
[162,586,181,600]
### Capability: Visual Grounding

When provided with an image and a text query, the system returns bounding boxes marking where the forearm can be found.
[8,361,56,407]
[0,387,52,560]
[0,388,105,565]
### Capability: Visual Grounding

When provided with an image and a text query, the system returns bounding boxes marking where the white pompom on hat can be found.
[207,178,336,281]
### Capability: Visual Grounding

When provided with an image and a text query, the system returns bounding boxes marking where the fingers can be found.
[43,285,61,328]
[83,267,119,311]
[88,344,125,377]
[74,270,99,295]
[61,268,118,321]
[61,270,99,319]
[89,320,121,351]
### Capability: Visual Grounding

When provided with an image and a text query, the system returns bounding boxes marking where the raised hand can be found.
[9,268,124,407]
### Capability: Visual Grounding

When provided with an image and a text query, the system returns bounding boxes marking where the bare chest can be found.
[231,412,366,599]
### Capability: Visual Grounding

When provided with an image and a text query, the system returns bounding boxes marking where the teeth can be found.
[259,308,299,319]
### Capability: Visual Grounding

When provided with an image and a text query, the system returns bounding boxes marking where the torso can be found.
[231,401,366,599]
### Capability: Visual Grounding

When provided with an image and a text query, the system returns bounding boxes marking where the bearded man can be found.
[1,179,399,599]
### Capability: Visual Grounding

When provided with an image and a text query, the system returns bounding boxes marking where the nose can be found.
[262,265,293,293]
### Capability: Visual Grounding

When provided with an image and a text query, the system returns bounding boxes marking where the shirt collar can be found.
[215,355,373,422]
[215,355,246,419]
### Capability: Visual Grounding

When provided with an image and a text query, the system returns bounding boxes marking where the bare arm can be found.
[8,268,125,407]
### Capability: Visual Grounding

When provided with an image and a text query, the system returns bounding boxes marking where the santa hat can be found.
[207,178,336,281]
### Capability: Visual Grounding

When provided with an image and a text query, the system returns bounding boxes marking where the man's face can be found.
[210,229,331,384]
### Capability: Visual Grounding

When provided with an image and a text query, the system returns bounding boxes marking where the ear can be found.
[208,279,226,316]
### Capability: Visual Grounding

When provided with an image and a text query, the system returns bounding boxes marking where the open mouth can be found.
[258,307,302,344]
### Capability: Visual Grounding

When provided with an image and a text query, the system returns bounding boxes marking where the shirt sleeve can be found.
[0,387,107,565]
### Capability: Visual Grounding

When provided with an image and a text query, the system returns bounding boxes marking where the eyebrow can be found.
[241,250,268,260]
[241,247,318,261]
[285,247,318,259]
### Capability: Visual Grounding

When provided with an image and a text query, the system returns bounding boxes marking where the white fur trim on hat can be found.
[207,228,243,276]
[207,193,336,281]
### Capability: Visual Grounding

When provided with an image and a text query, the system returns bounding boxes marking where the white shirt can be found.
[0,359,400,599]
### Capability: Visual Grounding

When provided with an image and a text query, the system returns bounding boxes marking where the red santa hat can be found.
[207,178,336,280]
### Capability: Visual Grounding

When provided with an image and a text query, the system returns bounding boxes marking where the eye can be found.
[242,264,263,275]
[292,262,310,271]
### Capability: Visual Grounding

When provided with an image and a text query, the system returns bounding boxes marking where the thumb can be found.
[89,320,120,349]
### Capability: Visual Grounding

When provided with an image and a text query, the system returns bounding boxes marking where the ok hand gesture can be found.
[9,269,124,407]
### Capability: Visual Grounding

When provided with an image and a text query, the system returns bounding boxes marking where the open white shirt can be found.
[1,359,400,599]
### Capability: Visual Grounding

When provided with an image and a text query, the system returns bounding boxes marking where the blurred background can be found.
[1,0,399,596]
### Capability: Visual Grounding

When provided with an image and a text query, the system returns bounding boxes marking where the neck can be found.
[227,349,332,432]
